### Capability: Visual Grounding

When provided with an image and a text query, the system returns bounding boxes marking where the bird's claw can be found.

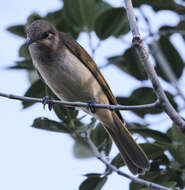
[88,99,96,113]
[42,96,53,111]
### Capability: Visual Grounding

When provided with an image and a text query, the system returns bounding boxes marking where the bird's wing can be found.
[60,32,124,122]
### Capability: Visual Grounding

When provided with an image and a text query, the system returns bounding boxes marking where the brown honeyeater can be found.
[26,20,150,174]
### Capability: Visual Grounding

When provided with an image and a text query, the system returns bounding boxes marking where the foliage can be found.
[7,0,185,189]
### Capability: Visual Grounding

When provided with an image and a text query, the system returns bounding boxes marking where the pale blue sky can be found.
[0,1,184,190]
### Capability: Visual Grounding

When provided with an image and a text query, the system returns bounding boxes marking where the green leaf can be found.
[111,141,167,170]
[117,87,177,117]
[63,0,83,28]
[167,125,185,145]
[130,159,182,189]
[94,1,111,17]
[46,9,79,39]
[151,154,170,166]
[32,117,72,133]
[28,70,40,84]
[161,181,177,188]
[140,143,165,160]
[24,80,79,123]
[167,125,185,165]
[154,169,182,188]
[73,139,94,158]
[19,43,30,58]
[79,175,107,190]
[108,47,147,80]
[111,153,124,169]
[90,123,112,156]
[79,0,96,31]
[117,87,156,112]
[53,103,78,123]
[126,87,156,104]
[129,127,171,144]
[9,59,34,70]
[26,13,42,26]
[130,181,143,190]
[7,25,26,38]
[63,0,96,31]
[130,170,164,190]
[95,7,129,40]
[153,37,184,82]
[130,171,178,190]
[84,173,102,178]
[23,80,45,108]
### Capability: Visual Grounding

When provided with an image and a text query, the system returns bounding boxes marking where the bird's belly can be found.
[31,46,114,125]
[36,48,106,104]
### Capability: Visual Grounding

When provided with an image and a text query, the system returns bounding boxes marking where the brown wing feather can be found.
[60,32,124,122]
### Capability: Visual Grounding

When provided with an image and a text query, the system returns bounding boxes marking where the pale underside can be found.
[30,46,114,125]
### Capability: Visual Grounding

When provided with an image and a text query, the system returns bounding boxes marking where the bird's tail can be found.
[104,112,150,174]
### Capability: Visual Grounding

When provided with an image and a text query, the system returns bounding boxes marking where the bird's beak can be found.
[26,37,34,46]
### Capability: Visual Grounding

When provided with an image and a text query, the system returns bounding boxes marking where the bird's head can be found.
[26,20,58,50]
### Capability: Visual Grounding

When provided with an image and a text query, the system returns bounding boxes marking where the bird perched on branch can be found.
[26,20,150,174]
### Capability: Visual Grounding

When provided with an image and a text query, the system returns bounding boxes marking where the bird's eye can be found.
[42,32,54,39]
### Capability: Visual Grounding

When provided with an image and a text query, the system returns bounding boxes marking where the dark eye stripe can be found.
[41,31,55,39]
[42,32,50,39]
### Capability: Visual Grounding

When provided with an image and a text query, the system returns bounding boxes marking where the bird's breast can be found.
[31,47,107,104]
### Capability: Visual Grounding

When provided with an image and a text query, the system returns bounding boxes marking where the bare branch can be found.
[0,91,160,111]
[123,0,185,133]
[86,129,172,190]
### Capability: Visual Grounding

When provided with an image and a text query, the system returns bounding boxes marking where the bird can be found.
[26,19,150,174]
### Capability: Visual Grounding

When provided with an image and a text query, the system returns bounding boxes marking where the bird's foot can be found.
[42,96,53,111]
[88,99,96,113]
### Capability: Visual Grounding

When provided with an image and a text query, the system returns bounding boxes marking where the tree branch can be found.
[86,129,172,190]
[123,0,185,133]
[0,91,160,111]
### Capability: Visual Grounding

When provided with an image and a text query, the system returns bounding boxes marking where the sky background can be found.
[0,0,184,190]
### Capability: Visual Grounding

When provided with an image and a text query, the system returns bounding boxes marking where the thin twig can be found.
[88,32,101,58]
[88,32,95,58]
[123,0,185,133]
[143,30,185,41]
[159,29,185,36]
[140,8,185,103]
[86,129,172,190]
[151,41,185,102]
[0,91,160,111]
